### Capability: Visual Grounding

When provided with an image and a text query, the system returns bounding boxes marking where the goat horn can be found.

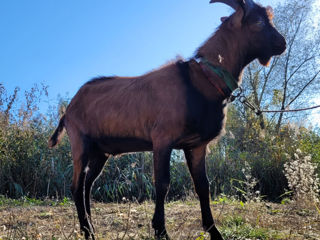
[244,0,254,8]
[209,0,239,10]
[244,0,254,12]
[210,0,255,16]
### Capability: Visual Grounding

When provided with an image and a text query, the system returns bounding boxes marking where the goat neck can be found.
[197,25,248,86]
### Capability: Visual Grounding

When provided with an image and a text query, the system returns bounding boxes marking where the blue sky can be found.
[1,1,286,98]
[1,0,232,106]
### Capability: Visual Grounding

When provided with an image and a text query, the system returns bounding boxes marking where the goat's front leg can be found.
[152,143,172,240]
[184,145,223,240]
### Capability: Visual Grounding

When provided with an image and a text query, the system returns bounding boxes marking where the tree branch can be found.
[259,57,279,105]
[285,70,320,108]
[287,56,315,83]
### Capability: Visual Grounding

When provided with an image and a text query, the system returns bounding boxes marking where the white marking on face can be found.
[218,54,224,63]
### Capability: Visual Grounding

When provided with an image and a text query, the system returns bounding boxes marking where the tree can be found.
[241,0,320,132]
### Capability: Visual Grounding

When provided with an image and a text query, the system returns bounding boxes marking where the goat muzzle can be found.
[273,36,286,55]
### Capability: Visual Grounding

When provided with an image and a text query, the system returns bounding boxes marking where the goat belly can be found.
[175,134,203,149]
[176,122,225,149]
[95,136,153,155]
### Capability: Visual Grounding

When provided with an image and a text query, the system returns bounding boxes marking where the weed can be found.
[0,198,319,239]
[284,149,320,203]
[231,161,261,203]
[220,215,279,240]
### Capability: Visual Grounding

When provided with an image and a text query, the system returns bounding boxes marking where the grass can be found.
[0,196,319,239]
[0,196,71,208]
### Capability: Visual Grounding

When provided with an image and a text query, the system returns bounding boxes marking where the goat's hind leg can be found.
[184,145,223,240]
[69,136,94,239]
[84,151,109,232]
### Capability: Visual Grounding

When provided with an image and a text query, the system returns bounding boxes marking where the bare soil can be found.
[0,199,319,239]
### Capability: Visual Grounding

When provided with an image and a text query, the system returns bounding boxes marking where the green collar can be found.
[200,58,238,93]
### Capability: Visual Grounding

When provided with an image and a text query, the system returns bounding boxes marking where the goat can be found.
[49,0,286,239]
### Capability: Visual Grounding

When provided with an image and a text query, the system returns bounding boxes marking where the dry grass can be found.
[0,198,319,240]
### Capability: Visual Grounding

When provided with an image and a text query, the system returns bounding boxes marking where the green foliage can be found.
[0,82,319,203]
[0,195,71,207]
[168,150,193,200]
[0,84,72,199]
[272,89,283,106]
[221,215,282,240]
[92,153,155,202]
[206,104,320,201]
[195,232,206,240]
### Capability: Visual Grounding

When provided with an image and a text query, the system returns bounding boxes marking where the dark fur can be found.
[49,1,286,239]
[85,76,116,85]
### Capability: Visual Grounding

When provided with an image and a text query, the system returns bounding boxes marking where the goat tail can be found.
[48,114,66,148]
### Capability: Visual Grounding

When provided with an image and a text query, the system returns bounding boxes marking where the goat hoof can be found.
[81,226,95,240]
[155,229,170,240]
[209,230,223,240]
[83,233,95,240]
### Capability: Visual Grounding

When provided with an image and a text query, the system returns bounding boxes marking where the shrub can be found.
[284,149,320,202]
[0,82,319,203]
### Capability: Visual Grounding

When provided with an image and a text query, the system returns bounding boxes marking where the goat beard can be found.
[258,56,271,66]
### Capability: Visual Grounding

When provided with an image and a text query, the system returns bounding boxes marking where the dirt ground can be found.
[0,199,319,240]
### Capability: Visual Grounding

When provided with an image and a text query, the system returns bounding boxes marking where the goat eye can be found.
[256,20,265,28]
[251,20,265,31]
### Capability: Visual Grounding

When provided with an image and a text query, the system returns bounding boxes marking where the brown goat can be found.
[49,0,286,239]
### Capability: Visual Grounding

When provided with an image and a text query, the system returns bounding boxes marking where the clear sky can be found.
[0,0,230,104]
[2,0,319,126]
[0,1,284,98]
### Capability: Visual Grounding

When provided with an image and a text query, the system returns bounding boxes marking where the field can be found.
[0,197,319,240]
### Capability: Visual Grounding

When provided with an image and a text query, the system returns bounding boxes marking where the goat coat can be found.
[53,60,228,154]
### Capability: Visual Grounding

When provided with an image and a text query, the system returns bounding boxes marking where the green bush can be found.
[0,83,319,202]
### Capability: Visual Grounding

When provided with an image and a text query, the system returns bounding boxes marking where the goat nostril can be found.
[275,39,286,50]
[274,35,286,48]
[281,39,286,48]
[273,40,286,54]
[278,42,285,48]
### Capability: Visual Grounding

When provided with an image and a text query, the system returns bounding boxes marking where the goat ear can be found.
[228,7,244,29]
[220,16,228,22]
[266,6,274,20]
